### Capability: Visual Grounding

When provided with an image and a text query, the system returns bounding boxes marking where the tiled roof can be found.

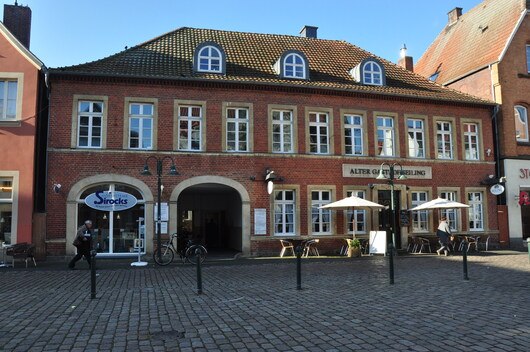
[415,0,525,85]
[50,27,493,105]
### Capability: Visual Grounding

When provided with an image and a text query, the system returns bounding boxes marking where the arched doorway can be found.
[66,174,153,256]
[171,176,250,256]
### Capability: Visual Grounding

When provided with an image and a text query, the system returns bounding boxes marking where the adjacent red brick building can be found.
[47,26,497,257]
[0,3,48,256]
[415,0,530,248]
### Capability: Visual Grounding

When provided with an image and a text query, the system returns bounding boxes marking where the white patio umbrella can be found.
[320,195,384,242]
[319,195,385,210]
[409,197,469,211]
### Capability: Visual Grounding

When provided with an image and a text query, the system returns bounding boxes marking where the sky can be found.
[2,0,483,68]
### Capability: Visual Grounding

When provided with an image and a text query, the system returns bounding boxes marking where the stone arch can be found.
[170,176,251,256]
[65,174,153,255]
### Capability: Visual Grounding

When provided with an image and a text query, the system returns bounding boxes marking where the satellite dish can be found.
[490,184,505,196]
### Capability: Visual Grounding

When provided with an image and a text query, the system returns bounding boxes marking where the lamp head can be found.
[398,173,407,180]
[141,165,152,176]
[168,164,179,176]
[376,169,386,180]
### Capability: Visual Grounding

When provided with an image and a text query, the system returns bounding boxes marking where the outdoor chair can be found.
[418,237,432,253]
[303,239,320,257]
[5,242,37,268]
[279,240,295,257]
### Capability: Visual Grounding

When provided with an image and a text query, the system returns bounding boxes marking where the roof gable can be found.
[0,21,43,70]
[51,27,492,105]
[415,0,525,85]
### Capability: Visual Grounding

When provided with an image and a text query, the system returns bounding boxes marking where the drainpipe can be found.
[491,104,504,205]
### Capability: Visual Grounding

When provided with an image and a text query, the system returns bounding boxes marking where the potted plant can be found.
[347,238,361,258]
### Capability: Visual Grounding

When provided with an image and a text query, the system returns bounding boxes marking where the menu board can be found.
[369,231,387,255]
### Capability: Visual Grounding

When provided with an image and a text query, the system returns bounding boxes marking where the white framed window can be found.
[463,123,480,160]
[468,192,484,231]
[515,105,528,142]
[283,53,306,79]
[309,112,329,154]
[0,80,17,120]
[178,105,202,151]
[226,107,249,152]
[363,61,383,85]
[346,190,366,234]
[77,101,103,148]
[411,192,429,232]
[0,177,14,245]
[437,121,453,159]
[344,114,363,155]
[526,45,530,73]
[274,190,296,235]
[128,103,153,150]
[439,191,458,232]
[377,116,394,156]
[311,190,332,235]
[272,110,293,153]
[407,119,425,158]
[197,45,222,73]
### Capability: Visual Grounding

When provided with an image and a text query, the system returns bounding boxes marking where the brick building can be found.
[0,3,48,256]
[415,0,530,248]
[47,26,497,257]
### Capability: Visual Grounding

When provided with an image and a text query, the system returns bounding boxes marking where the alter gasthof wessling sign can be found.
[85,191,138,211]
[342,164,432,179]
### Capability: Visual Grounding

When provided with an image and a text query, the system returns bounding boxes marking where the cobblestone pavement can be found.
[1,251,530,351]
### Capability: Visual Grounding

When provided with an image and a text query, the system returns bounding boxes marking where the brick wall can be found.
[46,76,497,256]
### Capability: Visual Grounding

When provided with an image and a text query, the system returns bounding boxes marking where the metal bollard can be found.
[295,245,303,290]
[90,250,97,299]
[196,248,203,295]
[388,242,394,285]
[462,240,469,281]
[527,238,530,263]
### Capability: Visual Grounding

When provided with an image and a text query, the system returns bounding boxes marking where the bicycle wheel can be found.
[185,245,207,265]
[153,245,174,266]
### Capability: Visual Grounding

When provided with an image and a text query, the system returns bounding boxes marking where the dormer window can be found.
[274,50,309,80]
[362,61,383,85]
[350,58,386,86]
[194,42,226,74]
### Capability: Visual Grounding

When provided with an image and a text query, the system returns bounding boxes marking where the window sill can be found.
[0,120,21,127]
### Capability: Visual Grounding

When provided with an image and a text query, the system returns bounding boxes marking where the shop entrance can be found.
[177,183,242,254]
[378,190,402,249]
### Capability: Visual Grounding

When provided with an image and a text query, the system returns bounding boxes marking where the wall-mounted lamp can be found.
[486,148,492,157]
[53,183,61,193]
[103,213,107,220]
[265,169,277,195]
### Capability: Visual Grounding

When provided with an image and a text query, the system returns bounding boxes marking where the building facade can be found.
[0,3,48,256]
[47,27,497,257]
[415,0,530,248]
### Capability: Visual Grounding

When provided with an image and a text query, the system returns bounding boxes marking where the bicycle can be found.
[153,233,207,266]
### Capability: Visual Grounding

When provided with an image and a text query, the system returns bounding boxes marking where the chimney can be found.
[300,25,318,39]
[447,7,463,25]
[398,44,414,72]
[3,2,32,49]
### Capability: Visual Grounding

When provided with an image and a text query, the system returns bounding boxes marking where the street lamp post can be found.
[376,162,406,284]
[141,156,178,262]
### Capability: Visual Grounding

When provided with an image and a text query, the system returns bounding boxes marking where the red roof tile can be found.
[50,27,493,105]
[416,0,525,84]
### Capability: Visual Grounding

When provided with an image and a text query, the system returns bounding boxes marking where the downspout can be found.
[492,104,504,205]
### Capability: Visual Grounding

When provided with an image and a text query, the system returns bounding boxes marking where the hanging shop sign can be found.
[490,184,505,196]
[85,191,138,211]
